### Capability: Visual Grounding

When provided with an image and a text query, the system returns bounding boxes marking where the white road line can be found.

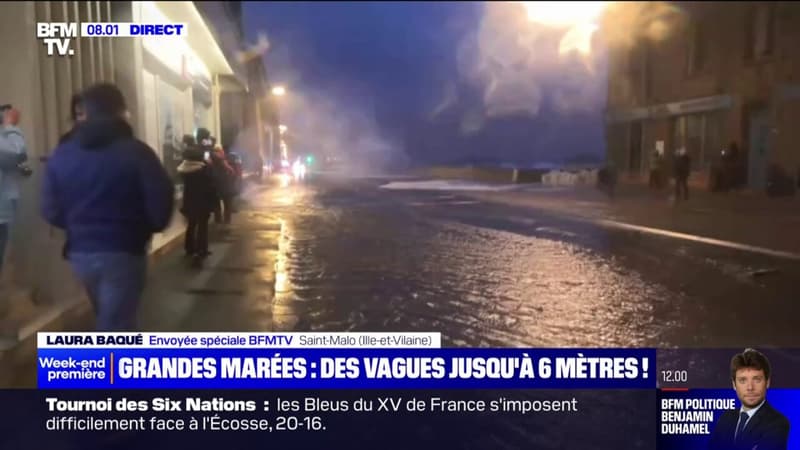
[592,218,800,261]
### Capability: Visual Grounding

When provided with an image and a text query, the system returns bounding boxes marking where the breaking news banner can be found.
[1,335,795,449]
[36,22,186,56]
[36,332,654,389]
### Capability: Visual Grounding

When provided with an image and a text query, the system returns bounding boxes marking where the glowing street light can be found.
[271,86,286,96]
[279,125,287,134]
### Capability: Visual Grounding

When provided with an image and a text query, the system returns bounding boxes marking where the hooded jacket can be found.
[41,117,175,255]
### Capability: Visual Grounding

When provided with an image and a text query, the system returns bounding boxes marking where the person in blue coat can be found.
[41,83,175,331]
[0,105,28,276]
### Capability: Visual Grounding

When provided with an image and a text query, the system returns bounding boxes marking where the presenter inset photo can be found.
[708,348,790,450]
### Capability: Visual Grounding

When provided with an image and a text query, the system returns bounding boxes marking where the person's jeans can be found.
[185,213,210,256]
[0,223,8,274]
[69,252,147,331]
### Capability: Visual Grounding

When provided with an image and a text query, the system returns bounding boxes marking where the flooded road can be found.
[253,175,800,348]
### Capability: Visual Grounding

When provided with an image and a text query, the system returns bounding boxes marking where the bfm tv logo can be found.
[37,23,76,56]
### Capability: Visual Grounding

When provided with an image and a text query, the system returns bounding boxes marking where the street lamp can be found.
[279,125,287,134]
[272,86,286,96]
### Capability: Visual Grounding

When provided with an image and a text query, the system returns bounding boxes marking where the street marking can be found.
[592,218,800,261]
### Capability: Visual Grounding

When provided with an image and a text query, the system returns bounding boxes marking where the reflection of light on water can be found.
[278,173,291,187]
[272,216,298,331]
[275,218,291,294]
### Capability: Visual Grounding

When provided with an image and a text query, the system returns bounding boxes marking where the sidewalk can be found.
[467,183,800,257]
[0,180,278,387]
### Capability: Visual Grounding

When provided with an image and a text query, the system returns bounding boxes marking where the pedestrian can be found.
[41,83,175,331]
[177,136,216,262]
[649,149,664,190]
[58,93,86,144]
[597,163,617,198]
[211,144,236,225]
[673,147,691,202]
[0,104,29,278]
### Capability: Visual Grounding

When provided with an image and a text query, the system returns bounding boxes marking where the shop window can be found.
[672,112,723,170]
[686,115,704,166]
[157,78,187,185]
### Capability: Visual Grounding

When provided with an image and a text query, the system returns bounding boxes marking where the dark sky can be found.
[242,2,606,168]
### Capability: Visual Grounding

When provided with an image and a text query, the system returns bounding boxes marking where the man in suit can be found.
[708,348,790,450]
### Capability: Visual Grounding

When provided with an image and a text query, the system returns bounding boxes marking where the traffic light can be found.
[306,155,314,164]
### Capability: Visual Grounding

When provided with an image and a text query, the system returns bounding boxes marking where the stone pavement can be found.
[466,183,800,256]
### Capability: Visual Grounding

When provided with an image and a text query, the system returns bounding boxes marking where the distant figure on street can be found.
[723,142,741,191]
[210,144,236,225]
[41,83,175,331]
[674,147,691,202]
[597,164,617,198]
[178,135,217,262]
[0,104,29,278]
[649,149,665,190]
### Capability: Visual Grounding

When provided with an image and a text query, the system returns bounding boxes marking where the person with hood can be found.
[41,83,174,331]
[58,93,86,144]
[0,105,28,276]
[177,135,217,260]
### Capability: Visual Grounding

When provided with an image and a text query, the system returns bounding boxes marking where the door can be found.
[747,109,770,190]
[628,122,643,173]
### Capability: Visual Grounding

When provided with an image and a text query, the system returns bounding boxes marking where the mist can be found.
[279,86,410,176]
[240,2,684,171]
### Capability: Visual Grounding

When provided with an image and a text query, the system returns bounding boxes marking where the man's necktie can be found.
[735,411,750,442]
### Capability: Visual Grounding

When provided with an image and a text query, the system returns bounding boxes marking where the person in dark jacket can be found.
[674,147,691,201]
[178,137,216,260]
[708,348,789,450]
[41,83,174,331]
[58,94,86,144]
[210,144,236,225]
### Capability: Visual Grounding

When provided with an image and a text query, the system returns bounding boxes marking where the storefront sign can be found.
[606,95,733,123]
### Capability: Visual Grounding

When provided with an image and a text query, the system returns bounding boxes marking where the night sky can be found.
[242,1,606,169]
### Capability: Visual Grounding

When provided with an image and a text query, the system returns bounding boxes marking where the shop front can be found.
[133,1,234,249]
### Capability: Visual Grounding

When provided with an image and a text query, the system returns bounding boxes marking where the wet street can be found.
[164,174,799,349]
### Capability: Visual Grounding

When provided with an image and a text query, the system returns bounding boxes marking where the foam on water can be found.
[380,179,522,192]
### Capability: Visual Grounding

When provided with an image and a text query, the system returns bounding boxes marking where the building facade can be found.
[605,2,800,192]
[0,1,239,311]
[195,1,280,175]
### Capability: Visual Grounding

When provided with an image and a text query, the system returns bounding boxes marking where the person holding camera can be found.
[0,104,29,275]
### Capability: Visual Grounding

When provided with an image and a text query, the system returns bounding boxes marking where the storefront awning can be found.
[145,1,234,76]
[606,94,734,123]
